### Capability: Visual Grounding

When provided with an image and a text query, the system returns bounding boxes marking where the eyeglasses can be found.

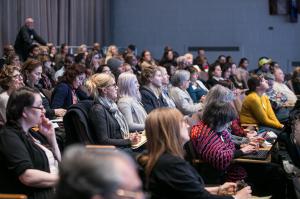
[107,83,117,88]
[12,74,23,79]
[29,106,44,111]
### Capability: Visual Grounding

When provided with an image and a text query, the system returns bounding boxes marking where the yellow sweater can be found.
[240,92,283,129]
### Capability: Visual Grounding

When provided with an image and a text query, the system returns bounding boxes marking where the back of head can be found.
[171,70,190,87]
[202,101,237,131]
[107,58,124,78]
[6,87,39,122]
[145,108,184,177]
[204,85,235,106]
[140,65,158,86]
[55,145,137,199]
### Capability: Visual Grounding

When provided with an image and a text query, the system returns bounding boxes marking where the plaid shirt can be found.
[265,89,287,110]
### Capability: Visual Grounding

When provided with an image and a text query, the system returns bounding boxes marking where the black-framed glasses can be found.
[12,74,23,79]
[29,106,44,111]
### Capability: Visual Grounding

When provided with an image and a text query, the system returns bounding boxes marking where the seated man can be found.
[54,145,144,199]
[273,67,297,106]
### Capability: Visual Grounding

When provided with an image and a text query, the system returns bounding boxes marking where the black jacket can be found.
[149,153,233,199]
[14,26,46,60]
[140,86,168,113]
[88,101,131,147]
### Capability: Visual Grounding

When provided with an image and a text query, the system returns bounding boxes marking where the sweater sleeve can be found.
[0,130,34,177]
[51,83,68,109]
[118,100,145,132]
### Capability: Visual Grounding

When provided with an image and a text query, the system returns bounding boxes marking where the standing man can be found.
[14,17,46,61]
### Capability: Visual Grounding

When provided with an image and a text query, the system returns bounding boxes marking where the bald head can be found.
[25,18,34,29]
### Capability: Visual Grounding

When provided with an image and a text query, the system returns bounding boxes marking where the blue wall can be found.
[111,0,300,72]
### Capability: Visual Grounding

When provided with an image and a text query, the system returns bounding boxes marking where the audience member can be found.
[86,73,139,148]
[140,66,168,113]
[0,87,60,199]
[240,75,284,133]
[141,108,252,199]
[55,145,144,199]
[51,63,87,109]
[186,66,208,103]
[22,59,66,119]
[14,17,47,61]
[0,45,15,69]
[292,66,300,95]
[157,66,176,108]
[0,65,24,125]
[273,67,297,106]
[117,72,147,132]
[139,50,156,69]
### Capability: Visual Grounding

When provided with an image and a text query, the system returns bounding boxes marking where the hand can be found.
[54,108,66,117]
[234,186,252,199]
[240,145,257,154]
[129,133,141,145]
[219,182,236,195]
[38,115,55,142]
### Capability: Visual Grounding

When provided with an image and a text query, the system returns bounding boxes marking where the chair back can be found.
[63,100,95,145]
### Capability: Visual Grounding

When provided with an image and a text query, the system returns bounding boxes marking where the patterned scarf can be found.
[98,96,129,138]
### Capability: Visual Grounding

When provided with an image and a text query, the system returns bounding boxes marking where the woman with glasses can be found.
[0,65,24,125]
[86,73,140,148]
[0,87,60,199]
[141,108,252,199]
[51,63,87,109]
[22,59,66,119]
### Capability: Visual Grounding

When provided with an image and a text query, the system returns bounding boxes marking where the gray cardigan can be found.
[117,96,147,132]
[169,86,203,116]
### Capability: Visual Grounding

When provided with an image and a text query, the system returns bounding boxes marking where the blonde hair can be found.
[145,108,184,178]
[85,73,115,98]
[117,72,141,100]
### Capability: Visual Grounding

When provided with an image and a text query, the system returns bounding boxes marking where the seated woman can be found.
[0,87,60,199]
[117,72,147,132]
[85,73,139,148]
[206,62,223,89]
[0,65,24,125]
[203,85,256,138]
[51,63,88,109]
[22,59,66,119]
[169,70,203,115]
[191,101,256,182]
[240,75,284,133]
[140,66,168,113]
[141,108,252,199]
[186,65,208,103]
[138,50,156,70]
[157,66,176,108]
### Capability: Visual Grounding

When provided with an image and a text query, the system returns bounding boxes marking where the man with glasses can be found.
[55,145,145,199]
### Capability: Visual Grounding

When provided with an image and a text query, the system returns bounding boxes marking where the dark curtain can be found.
[0,0,111,55]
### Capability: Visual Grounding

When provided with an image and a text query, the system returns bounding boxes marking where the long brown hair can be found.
[145,108,184,178]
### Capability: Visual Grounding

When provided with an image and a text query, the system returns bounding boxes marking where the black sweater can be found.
[149,153,233,199]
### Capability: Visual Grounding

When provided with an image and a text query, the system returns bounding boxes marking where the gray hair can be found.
[55,145,136,199]
[204,84,235,106]
[171,70,190,87]
[117,72,141,100]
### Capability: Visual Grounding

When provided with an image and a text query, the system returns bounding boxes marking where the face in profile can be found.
[150,71,162,88]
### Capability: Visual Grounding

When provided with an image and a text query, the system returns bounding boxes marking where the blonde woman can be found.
[85,73,139,148]
[117,72,147,132]
[104,45,119,64]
